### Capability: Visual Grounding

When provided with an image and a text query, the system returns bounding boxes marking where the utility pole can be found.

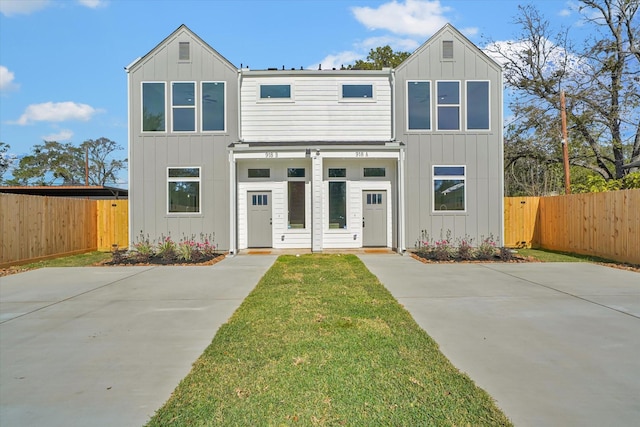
[560,90,571,194]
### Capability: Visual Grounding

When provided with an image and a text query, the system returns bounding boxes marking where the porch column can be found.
[311,151,323,252]
[229,150,237,255]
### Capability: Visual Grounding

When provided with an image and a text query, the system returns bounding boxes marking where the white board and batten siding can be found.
[240,74,392,142]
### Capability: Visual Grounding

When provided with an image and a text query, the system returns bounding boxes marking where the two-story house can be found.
[126,24,503,254]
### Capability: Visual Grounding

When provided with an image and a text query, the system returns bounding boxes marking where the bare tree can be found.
[488,0,639,189]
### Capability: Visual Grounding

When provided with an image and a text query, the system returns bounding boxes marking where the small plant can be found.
[476,235,498,260]
[456,236,475,260]
[133,232,154,262]
[157,234,176,262]
[433,230,453,261]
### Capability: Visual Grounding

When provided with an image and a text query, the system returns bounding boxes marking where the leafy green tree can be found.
[350,46,411,70]
[8,138,126,186]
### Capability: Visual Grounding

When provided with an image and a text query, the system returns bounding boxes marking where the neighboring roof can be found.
[125,24,237,73]
[396,23,502,72]
[0,186,128,199]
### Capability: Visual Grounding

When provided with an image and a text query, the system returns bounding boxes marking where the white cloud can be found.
[0,66,19,91]
[559,8,571,17]
[42,129,74,141]
[0,0,50,16]
[308,51,362,70]
[484,39,586,79]
[352,0,450,37]
[77,0,106,9]
[358,36,420,52]
[16,102,98,125]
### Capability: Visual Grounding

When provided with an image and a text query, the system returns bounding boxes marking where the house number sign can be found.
[355,151,368,157]
[265,151,278,158]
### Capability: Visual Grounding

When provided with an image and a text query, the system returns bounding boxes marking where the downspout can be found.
[391,69,396,142]
[238,69,243,142]
[125,66,133,249]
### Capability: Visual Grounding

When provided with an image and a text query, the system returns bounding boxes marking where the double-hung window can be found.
[433,166,466,212]
[168,167,201,214]
[202,82,225,131]
[436,81,460,130]
[142,82,165,132]
[172,82,196,132]
[466,81,490,130]
[407,81,431,130]
[287,168,306,229]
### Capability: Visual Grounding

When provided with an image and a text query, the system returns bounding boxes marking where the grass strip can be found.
[518,248,619,263]
[147,254,512,426]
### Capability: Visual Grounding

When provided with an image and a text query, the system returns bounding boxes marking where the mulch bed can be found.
[409,251,537,264]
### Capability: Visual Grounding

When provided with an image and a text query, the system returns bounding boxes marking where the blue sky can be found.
[0,0,585,186]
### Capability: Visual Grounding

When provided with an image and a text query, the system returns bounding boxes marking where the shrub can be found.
[456,237,475,260]
[157,235,177,262]
[133,232,154,262]
[476,235,498,260]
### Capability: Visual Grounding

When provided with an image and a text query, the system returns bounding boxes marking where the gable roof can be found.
[396,23,501,72]
[125,24,237,73]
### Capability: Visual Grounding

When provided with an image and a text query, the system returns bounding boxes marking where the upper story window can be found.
[442,40,454,59]
[436,81,460,131]
[407,81,431,131]
[179,42,190,61]
[466,81,490,130]
[341,84,373,99]
[202,82,225,131]
[142,82,166,132]
[260,84,291,99]
[172,82,196,132]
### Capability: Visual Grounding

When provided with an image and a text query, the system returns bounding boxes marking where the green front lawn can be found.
[147,254,511,426]
[518,248,619,263]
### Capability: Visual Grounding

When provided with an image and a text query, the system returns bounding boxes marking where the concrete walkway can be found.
[0,255,277,427]
[359,254,640,427]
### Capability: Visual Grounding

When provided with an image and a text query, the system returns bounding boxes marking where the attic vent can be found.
[442,40,453,59]
[179,42,190,61]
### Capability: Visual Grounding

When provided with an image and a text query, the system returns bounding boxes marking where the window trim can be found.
[406,80,432,132]
[328,180,348,230]
[436,80,461,131]
[247,168,271,179]
[432,165,466,213]
[465,80,491,131]
[201,81,226,133]
[171,81,197,133]
[257,83,294,103]
[167,166,201,215]
[339,83,376,102]
[141,81,166,133]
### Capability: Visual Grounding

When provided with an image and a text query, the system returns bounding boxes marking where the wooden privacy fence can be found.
[0,194,128,267]
[505,189,640,265]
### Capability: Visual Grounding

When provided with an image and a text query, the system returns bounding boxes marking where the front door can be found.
[362,190,387,247]
[247,191,272,248]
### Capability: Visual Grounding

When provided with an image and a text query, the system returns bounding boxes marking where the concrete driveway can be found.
[0,255,277,427]
[359,255,640,427]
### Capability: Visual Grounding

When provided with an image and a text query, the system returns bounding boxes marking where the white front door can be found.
[362,190,387,247]
[247,191,272,248]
